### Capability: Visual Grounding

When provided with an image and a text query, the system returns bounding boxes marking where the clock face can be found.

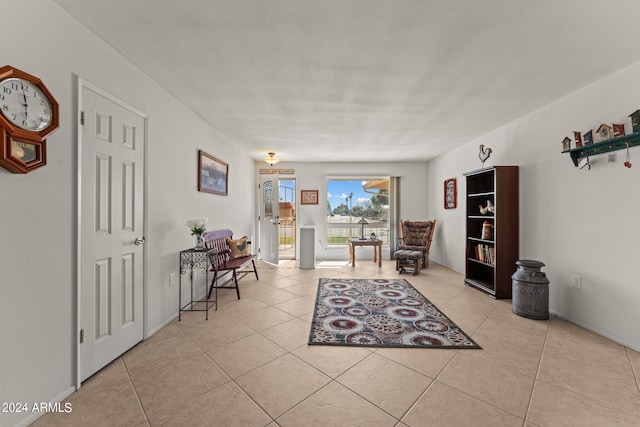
[0,77,53,131]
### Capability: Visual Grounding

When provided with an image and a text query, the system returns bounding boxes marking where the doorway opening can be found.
[279,179,296,260]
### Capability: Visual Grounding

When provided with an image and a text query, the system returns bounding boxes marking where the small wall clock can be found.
[0,65,59,173]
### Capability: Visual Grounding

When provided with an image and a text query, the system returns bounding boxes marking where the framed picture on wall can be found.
[301,190,318,205]
[198,150,228,195]
[444,178,456,209]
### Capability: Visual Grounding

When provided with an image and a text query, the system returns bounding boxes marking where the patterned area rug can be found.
[308,278,481,349]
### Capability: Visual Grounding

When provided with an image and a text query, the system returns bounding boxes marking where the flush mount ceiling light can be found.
[263,152,280,165]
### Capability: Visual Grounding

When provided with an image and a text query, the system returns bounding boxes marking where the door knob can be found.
[134,237,145,245]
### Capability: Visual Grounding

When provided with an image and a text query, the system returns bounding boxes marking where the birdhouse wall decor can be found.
[583,130,593,146]
[595,124,613,143]
[573,131,583,148]
[613,123,625,138]
[562,109,640,168]
[629,110,640,133]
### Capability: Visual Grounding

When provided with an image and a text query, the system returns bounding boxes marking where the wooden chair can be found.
[395,220,436,273]
[204,229,259,301]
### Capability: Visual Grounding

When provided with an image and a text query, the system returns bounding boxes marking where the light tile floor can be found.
[33,260,640,426]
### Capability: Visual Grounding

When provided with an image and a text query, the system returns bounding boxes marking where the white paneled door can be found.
[259,174,279,265]
[79,82,146,382]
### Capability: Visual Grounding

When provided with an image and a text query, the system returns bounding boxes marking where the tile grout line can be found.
[625,348,640,394]
[179,318,279,425]
[530,317,640,417]
[120,355,153,426]
[521,313,553,425]
[401,301,530,424]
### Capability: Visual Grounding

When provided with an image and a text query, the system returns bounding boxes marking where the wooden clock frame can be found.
[0,65,59,174]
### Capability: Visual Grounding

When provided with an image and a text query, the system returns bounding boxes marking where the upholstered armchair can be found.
[397,220,436,268]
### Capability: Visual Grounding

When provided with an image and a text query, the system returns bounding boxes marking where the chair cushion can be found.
[227,236,250,259]
[402,221,433,246]
[398,245,428,253]
[394,250,423,260]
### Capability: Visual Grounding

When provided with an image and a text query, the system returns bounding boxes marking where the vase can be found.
[194,234,205,249]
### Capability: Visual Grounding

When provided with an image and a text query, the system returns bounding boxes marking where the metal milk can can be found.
[511,260,550,320]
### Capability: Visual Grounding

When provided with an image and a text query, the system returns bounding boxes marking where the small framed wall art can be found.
[444,178,457,209]
[198,150,228,195]
[301,190,318,205]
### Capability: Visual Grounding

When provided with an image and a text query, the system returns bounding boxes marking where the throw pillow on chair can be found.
[227,236,250,259]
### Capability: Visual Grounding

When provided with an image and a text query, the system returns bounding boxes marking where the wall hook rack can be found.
[562,132,640,167]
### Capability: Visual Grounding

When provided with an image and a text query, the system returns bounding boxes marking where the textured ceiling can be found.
[53,0,640,162]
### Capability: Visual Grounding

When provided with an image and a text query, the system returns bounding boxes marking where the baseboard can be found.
[550,310,640,352]
[146,313,177,339]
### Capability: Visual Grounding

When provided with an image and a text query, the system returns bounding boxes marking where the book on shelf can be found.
[475,244,495,265]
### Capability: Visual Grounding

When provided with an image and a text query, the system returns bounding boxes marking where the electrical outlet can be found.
[169,273,176,287]
[608,153,617,162]
[572,275,582,289]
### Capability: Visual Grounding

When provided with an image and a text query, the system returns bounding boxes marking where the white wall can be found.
[0,2,255,426]
[428,63,640,351]
[2,2,637,426]
[253,161,429,260]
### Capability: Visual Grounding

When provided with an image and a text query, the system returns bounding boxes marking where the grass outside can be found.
[328,236,350,244]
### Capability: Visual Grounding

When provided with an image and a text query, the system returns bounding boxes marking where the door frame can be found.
[75,77,149,389]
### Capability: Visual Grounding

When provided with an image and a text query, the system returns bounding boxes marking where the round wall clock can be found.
[0,65,59,174]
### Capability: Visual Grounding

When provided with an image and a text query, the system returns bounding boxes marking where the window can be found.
[326,178,390,246]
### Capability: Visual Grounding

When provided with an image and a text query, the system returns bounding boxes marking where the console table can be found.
[349,239,383,267]
[179,247,215,320]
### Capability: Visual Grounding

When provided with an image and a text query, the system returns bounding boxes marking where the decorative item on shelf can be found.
[595,123,613,143]
[573,131,583,148]
[578,157,591,170]
[561,137,571,151]
[358,217,368,240]
[370,232,376,241]
[613,123,625,138]
[478,144,492,167]
[583,130,593,146]
[624,142,632,168]
[475,244,495,265]
[629,110,640,133]
[479,200,494,215]
[186,217,208,249]
[263,151,280,166]
[562,126,640,168]
[481,220,493,240]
